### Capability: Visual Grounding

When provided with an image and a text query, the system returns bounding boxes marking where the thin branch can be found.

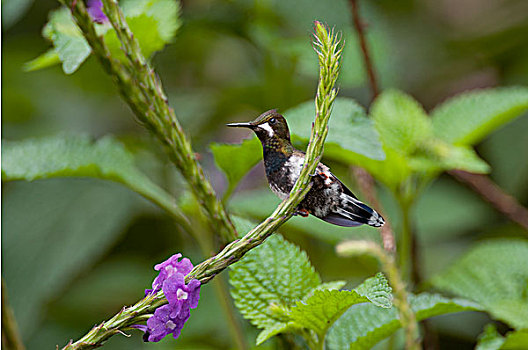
[449,170,528,231]
[60,21,343,350]
[352,166,396,253]
[349,0,379,100]
[336,241,420,350]
[61,0,237,243]
[348,0,396,255]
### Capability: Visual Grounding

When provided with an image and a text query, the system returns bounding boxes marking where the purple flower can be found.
[145,253,194,296]
[86,0,108,24]
[140,253,201,342]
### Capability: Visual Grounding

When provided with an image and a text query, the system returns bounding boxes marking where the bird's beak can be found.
[226,122,254,129]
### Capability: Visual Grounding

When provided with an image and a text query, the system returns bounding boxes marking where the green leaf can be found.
[2,178,140,336]
[256,323,291,346]
[354,273,393,308]
[121,0,180,42]
[284,97,385,161]
[210,137,262,197]
[431,87,528,145]
[410,140,490,174]
[103,15,165,60]
[289,290,372,337]
[42,7,92,74]
[289,274,392,337]
[229,234,321,330]
[502,329,528,349]
[326,293,480,350]
[303,281,348,300]
[23,49,61,72]
[371,89,432,154]
[1,135,179,218]
[29,0,180,74]
[432,239,528,329]
[477,324,506,350]
[476,325,528,350]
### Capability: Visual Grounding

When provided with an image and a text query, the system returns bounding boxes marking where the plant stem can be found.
[2,280,25,350]
[60,21,343,350]
[61,0,238,243]
[449,169,528,232]
[352,166,396,253]
[349,0,379,101]
[336,241,420,350]
[399,196,414,284]
[348,0,397,256]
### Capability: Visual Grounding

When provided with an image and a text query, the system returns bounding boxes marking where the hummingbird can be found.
[227,109,385,228]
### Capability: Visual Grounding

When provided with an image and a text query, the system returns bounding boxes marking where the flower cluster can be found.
[141,254,201,342]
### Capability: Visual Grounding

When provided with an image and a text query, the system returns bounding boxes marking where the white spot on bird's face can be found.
[259,123,274,137]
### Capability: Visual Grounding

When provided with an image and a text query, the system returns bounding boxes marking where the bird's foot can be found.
[295,208,310,217]
[309,171,329,180]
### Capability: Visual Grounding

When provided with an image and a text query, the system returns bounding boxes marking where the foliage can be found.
[25,0,180,73]
[3,0,528,348]
[432,240,528,330]
[229,234,392,346]
[2,179,140,335]
[1,134,187,222]
[211,87,526,194]
[476,324,528,350]
[210,137,262,199]
[432,87,528,145]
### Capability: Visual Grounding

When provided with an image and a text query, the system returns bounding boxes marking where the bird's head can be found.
[227,109,291,145]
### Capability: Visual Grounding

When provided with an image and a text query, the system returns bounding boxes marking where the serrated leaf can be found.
[103,14,164,60]
[371,89,432,154]
[210,137,262,197]
[256,322,290,345]
[303,281,347,301]
[354,273,393,308]
[432,239,528,329]
[29,0,180,74]
[229,234,321,330]
[284,97,385,161]
[1,135,179,217]
[288,274,392,338]
[289,289,371,337]
[432,87,528,145]
[326,293,480,350]
[41,7,91,74]
[121,0,180,42]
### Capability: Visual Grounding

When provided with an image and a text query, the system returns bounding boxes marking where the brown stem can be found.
[348,1,395,255]
[352,167,396,253]
[349,0,379,101]
[2,280,25,350]
[449,170,528,231]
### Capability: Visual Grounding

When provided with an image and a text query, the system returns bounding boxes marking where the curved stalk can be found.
[60,19,343,350]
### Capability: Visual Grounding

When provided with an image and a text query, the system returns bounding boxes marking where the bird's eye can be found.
[269,118,276,125]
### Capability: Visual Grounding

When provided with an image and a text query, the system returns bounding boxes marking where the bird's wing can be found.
[323,176,385,227]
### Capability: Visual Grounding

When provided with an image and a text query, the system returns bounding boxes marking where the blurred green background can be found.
[2,0,528,349]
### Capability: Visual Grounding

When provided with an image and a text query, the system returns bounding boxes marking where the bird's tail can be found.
[323,193,385,228]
